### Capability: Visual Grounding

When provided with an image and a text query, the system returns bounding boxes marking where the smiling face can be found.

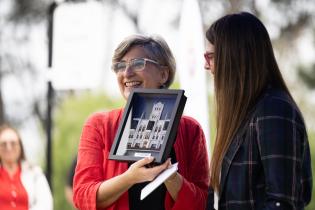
[115,46,169,100]
[0,128,22,165]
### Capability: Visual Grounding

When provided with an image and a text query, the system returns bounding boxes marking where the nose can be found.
[204,61,210,70]
[7,144,13,150]
[3,143,13,150]
[124,65,134,77]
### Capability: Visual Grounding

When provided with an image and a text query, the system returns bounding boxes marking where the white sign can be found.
[52,1,107,90]
[178,0,211,155]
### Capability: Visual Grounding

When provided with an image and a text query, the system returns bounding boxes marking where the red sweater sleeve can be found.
[73,110,127,210]
[165,116,210,210]
[74,111,209,210]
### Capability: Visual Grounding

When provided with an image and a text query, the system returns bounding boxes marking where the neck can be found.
[1,161,19,176]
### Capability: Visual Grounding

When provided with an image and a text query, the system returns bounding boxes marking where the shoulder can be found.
[178,116,205,139]
[180,115,203,130]
[254,89,304,126]
[21,161,44,176]
[81,108,124,140]
[85,108,123,125]
[83,108,124,132]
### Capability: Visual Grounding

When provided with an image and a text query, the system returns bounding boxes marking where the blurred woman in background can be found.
[0,124,53,210]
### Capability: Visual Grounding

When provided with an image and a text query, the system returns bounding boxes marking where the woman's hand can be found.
[96,157,171,208]
[125,157,171,184]
[164,171,183,201]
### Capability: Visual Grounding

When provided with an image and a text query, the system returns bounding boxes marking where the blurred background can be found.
[0,0,314,209]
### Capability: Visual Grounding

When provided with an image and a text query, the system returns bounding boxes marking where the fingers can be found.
[125,157,154,184]
[128,157,172,183]
[167,159,172,168]
[132,156,155,168]
[146,158,171,179]
[161,158,172,169]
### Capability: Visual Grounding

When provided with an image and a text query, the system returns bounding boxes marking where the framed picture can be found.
[109,88,186,164]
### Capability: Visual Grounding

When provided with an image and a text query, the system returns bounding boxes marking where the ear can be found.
[160,67,169,85]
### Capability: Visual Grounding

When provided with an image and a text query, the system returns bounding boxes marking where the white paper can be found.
[140,162,178,200]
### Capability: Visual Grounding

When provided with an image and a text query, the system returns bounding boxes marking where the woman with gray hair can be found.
[73,34,210,210]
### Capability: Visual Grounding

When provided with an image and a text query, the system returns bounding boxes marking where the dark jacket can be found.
[206,88,312,210]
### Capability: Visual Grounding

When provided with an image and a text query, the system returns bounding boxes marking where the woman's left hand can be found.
[125,157,171,184]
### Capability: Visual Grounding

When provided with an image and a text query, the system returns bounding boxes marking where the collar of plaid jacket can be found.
[219,131,245,197]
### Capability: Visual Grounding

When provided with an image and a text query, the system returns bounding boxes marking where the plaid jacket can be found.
[206,88,312,210]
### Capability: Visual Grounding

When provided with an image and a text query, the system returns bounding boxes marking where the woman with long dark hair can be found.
[204,12,312,210]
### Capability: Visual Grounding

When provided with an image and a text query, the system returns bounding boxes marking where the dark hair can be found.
[206,12,292,192]
[112,34,176,88]
[0,124,26,163]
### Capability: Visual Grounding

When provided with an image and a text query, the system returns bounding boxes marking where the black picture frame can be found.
[109,88,186,164]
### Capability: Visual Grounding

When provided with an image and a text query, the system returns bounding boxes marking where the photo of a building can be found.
[126,102,170,152]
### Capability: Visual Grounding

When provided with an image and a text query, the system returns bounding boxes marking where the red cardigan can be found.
[73,109,209,210]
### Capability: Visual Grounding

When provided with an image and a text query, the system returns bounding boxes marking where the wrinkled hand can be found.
[125,157,171,184]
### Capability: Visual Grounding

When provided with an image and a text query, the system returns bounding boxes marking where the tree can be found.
[0,0,50,125]
[298,64,315,89]
[199,0,315,90]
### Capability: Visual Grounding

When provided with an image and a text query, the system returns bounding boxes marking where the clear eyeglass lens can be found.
[131,59,145,70]
[0,141,18,148]
[113,59,147,73]
[114,62,127,72]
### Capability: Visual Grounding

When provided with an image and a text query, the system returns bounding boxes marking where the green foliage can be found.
[298,64,315,89]
[306,131,315,210]
[52,91,124,210]
[169,80,180,89]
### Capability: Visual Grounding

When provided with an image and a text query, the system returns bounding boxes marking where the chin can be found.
[123,91,130,99]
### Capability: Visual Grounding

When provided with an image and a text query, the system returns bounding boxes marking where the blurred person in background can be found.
[204,12,312,210]
[73,34,210,210]
[0,124,53,210]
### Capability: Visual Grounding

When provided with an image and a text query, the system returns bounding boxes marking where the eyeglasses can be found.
[204,51,214,67]
[112,58,163,74]
[0,141,19,149]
